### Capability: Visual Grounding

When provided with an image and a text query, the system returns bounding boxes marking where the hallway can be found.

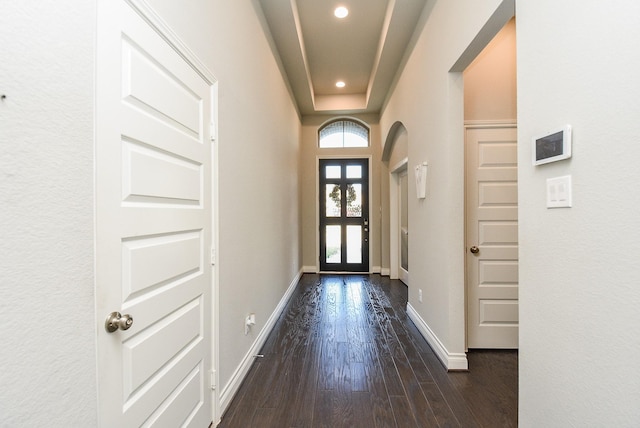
[218,275,517,427]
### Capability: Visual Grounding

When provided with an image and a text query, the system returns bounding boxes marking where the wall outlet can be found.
[418,289,423,302]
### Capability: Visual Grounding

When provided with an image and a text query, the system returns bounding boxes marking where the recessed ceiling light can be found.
[336,81,346,88]
[334,6,349,19]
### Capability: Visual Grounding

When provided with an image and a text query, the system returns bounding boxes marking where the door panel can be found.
[96,1,213,426]
[123,141,202,203]
[466,126,518,349]
[319,159,369,272]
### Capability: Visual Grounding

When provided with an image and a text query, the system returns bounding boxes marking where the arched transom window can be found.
[319,119,369,148]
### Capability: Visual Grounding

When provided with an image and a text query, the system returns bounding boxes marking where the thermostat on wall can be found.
[532,125,572,165]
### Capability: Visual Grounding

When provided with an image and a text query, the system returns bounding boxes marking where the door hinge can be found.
[210,120,217,142]
[210,370,216,390]
[210,247,216,266]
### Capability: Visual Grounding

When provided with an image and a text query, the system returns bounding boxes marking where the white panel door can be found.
[466,126,519,349]
[96,1,215,426]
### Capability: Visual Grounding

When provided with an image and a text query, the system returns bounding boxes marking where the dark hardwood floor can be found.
[217,274,517,427]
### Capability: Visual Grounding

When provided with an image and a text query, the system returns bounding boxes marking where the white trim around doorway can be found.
[389,157,408,281]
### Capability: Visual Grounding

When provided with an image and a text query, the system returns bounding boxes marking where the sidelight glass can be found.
[346,225,362,263]
[325,225,341,263]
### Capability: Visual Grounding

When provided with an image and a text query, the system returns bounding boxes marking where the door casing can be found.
[399,168,409,285]
[389,157,408,282]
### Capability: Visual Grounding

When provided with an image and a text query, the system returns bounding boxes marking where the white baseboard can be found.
[371,266,381,274]
[302,265,317,273]
[219,269,303,412]
[380,268,390,276]
[406,303,468,371]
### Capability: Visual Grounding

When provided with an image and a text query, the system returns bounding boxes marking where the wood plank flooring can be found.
[217,274,517,427]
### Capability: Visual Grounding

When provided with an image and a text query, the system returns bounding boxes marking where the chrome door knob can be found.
[470,246,480,254]
[105,312,134,333]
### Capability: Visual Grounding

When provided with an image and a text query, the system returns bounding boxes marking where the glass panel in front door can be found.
[325,184,341,217]
[346,164,362,178]
[325,165,341,179]
[346,184,362,217]
[319,159,369,272]
[346,225,362,263]
[325,225,341,263]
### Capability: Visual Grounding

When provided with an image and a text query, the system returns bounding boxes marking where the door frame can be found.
[95,0,220,423]
[316,155,372,273]
[210,82,220,423]
[398,168,409,285]
[389,157,408,281]
[464,119,517,350]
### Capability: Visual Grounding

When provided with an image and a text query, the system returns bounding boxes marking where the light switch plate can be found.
[547,175,572,208]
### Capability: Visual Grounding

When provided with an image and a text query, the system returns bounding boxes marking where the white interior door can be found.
[466,126,518,349]
[96,1,215,425]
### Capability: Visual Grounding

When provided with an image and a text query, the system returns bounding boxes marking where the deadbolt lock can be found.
[105,312,134,333]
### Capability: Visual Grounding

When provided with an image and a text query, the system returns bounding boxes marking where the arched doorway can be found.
[383,122,409,283]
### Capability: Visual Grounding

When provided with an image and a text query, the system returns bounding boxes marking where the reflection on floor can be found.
[218,274,518,427]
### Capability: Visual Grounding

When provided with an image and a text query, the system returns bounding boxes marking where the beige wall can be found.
[388,126,409,170]
[380,0,513,367]
[116,0,304,413]
[464,18,517,122]
[300,114,383,272]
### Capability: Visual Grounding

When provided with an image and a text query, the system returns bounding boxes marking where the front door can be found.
[319,158,369,272]
[96,1,215,425]
[466,125,519,348]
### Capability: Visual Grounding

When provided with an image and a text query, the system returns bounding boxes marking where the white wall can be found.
[146,0,302,402]
[380,0,511,367]
[0,1,97,425]
[517,1,640,425]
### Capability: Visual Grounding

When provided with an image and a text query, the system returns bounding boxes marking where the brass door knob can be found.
[470,246,480,254]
